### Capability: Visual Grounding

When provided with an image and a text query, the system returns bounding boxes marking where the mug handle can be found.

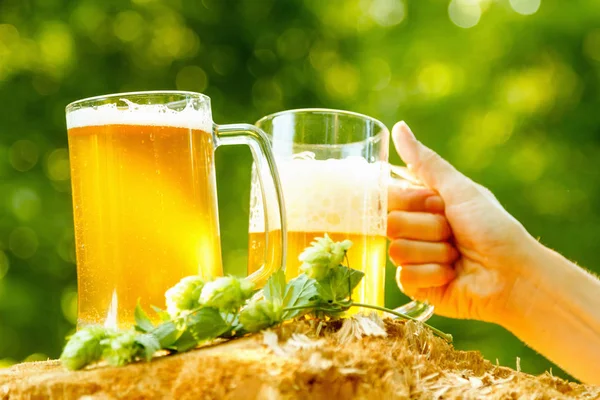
[214,123,287,288]
[389,164,435,322]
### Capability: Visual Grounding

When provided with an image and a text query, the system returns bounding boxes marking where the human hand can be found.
[387,121,541,324]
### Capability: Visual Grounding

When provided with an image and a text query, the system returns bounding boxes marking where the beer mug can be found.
[66,91,286,328]
[248,109,433,321]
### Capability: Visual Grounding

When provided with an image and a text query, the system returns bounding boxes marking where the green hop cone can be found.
[299,234,353,279]
[60,326,109,370]
[330,240,352,266]
[239,299,282,333]
[165,275,205,317]
[101,330,142,367]
[199,276,255,311]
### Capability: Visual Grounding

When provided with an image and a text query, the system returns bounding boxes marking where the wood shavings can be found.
[335,312,387,344]
[2,319,599,399]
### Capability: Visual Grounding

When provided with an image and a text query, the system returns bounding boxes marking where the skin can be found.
[387,121,600,384]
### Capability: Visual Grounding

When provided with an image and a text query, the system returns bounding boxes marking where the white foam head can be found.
[66,100,212,131]
[250,155,388,235]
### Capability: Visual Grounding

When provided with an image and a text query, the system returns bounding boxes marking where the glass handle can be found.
[214,123,287,288]
[389,164,435,322]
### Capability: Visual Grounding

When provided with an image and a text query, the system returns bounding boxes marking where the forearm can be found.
[500,239,600,384]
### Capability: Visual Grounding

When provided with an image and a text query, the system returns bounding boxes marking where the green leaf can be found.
[185,307,231,342]
[150,321,181,348]
[168,330,199,353]
[264,269,286,304]
[134,300,155,333]
[282,274,319,319]
[135,333,161,361]
[151,305,172,322]
[316,266,364,305]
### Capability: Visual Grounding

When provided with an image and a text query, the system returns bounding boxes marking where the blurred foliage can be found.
[0,0,599,380]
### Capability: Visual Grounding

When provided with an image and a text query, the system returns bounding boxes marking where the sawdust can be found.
[1,317,598,399]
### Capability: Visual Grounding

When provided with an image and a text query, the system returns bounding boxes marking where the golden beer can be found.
[249,157,388,308]
[67,107,222,327]
[249,231,386,306]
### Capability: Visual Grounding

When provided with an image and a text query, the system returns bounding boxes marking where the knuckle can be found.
[389,239,411,264]
[387,211,406,238]
[442,242,459,262]
[433,214,451,240]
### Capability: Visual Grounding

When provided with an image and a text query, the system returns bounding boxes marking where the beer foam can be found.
[250,156,388,235]
[66,102,212,131]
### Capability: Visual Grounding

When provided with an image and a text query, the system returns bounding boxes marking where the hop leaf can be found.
[199,276,255,311]
[239,299,282,333]
[60,326,109,370]
[299,234,353,279]
[165,276,205,317]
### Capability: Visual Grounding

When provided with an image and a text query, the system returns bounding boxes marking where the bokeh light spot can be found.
[23,353,49,362]
[211,47,239,76]
[0,24,20,46]
[417,63,455,98]
[0,251,9,280]
[38,22,75,75]
[61,287,78,324]
[276,28,310,61]
[481,110,514,145]
[176,66,208,93]
[324,63,359,99]
[70,2,107,37]
[9,140,39,172]
[0,359,15,369]
[0,24,20,59]
[528,181,570,215]
[509,0,541,15]
[252,78,283,110]
[46,148,70,181]
[57,231,76,263]
[502,68,554,113]
[509,141,546,182]
[9,227,39,259]
[448,0,481,29]
[363,58,391,91]
[367,0,406,27]
[10,188,41,221]
[113,11,144,43]
[309,41,338,71]
[583,29,600,62]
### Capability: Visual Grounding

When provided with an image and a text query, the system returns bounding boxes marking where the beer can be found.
[67,105,223,328]
[249,157,388,307]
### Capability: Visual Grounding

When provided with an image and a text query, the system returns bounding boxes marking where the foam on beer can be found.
[66,102,212,131]
[250,156,388,235]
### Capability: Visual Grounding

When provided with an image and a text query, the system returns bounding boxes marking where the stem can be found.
[351,302,452,342]
[283,303,452,342]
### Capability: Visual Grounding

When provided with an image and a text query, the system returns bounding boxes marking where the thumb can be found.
[392,121,477,204]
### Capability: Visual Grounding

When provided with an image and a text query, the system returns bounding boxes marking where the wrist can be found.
[488,234,558,329]
[489,235,600,384]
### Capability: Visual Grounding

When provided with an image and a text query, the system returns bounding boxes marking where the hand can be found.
[387,121,540,324]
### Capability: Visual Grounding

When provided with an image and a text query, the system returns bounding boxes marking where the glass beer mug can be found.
[248,109,434,321]
[66,91,286,329]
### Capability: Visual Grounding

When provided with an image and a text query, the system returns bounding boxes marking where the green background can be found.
[1,0,599,380]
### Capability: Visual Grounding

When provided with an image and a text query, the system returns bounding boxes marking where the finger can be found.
[388,185,445,213]
[396,264,455,288]
[389,239,459,265]
[392,121,479,204]
[387,211,452,241]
